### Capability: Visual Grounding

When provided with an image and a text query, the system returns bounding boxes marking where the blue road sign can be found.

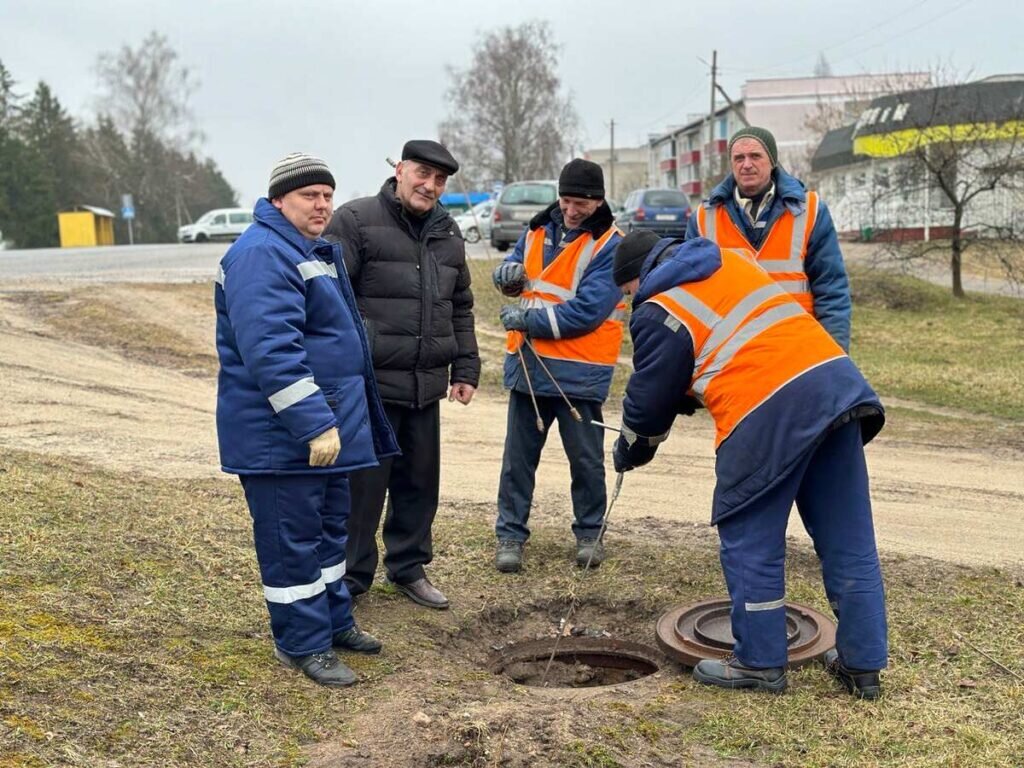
[122,206,135,220]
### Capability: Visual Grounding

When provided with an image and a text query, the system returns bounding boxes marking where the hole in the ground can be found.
[489,636,661,688]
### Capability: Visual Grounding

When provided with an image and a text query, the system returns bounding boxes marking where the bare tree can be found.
[94,30,200,148]
[439,21,579,186]
[864,72,1024,297]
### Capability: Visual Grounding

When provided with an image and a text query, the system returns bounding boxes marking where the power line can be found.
[722,0,969,77]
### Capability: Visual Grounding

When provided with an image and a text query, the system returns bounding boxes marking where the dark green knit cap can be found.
[728,126,778,167]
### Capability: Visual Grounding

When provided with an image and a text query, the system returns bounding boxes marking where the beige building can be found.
[583,145,649,205]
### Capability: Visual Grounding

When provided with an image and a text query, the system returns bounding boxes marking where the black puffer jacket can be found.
[323,179,480,409]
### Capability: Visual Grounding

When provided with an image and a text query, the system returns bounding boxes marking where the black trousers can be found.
[345,401,440,594]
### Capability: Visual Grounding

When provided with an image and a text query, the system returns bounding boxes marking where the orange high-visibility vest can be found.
[696,191,819,315]
[647,248,844,448]
[506,225,625,366]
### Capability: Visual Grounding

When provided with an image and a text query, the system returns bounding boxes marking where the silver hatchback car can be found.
[489,180,558,252]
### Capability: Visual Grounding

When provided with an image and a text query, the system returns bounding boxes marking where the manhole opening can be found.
[490,638,660,688]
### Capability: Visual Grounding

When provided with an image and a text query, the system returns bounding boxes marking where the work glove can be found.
[500,304,529,331]
[493,262,527,296]
[678,395,703,416]
[612,434,658,473]
[308,427,341,467]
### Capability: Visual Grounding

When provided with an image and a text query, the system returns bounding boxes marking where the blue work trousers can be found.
[717,419,888,670]
[240,473,355,657]
[496,390,607,542]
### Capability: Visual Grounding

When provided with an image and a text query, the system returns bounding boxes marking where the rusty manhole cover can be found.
[656,598,835,668]
[489,637,661,688]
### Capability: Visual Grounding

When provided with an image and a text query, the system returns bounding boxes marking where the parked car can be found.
[490,180,558,251]
[615,189,692,237]
[177,208,253,243]
[452,199,494,244]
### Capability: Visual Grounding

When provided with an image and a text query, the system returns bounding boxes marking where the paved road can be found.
[0,243,231,283]
[0,241,501,284]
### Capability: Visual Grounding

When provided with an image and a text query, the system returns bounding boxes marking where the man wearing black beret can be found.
[323,140,480,611]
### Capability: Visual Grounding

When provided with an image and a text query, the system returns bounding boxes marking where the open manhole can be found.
[656,598,836,668]
[489,636,661,688]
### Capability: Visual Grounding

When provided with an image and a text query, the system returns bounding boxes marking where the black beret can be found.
[401,140,459,175]
[613,230,661,286]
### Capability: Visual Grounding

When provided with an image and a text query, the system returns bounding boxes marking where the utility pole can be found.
[706,50,718,194]
[609,118,616,202]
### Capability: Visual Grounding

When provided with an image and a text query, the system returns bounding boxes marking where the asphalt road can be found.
[0,241,500,284]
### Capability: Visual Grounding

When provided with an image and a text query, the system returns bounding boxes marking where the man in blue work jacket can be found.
[215,153,399,687]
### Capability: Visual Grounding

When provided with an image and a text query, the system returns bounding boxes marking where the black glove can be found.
[493,262,527,296]
[613,435,658,473]
[678,395,703,416]
[500,304,529,331]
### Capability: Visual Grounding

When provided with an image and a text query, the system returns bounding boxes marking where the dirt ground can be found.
[1,281,1022,569]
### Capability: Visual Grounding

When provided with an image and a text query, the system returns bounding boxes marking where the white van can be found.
[177,208,253,243]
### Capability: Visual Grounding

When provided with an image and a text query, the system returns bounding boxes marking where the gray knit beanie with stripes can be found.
[268,153,336,199]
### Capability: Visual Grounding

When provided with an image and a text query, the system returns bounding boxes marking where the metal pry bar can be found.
[540,471,625,686]
[522,336,582,422]
[516,344,545,433]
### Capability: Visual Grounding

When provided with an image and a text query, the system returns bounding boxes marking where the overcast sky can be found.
[2,0,1019,209]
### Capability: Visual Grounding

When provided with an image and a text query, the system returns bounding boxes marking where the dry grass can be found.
[1,453,1022,767]
[850,269,1024,420]
[5,288,218,378]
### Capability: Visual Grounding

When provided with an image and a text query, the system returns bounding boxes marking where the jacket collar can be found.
[254,198,333,258]
[707,167,807,214]
[529,199,615,237]
[634,237,723,305]
[378,177,454,236]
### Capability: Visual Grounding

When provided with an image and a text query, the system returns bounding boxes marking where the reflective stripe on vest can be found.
[697,192,819,315]
[647,248,845,447]
[505,225,625,366]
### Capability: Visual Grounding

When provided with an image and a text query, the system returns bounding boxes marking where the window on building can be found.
[717,117,728,139]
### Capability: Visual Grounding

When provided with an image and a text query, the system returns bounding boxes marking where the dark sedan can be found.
[616,188,692,237]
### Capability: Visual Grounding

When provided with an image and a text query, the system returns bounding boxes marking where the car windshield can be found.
[501,184,557,206]
[643,191,689,208]
[196,212,216,224]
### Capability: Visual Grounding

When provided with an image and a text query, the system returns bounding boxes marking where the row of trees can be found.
[0,33,236,248]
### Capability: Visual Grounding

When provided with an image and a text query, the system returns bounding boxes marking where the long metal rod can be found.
[540,471,625,686]
[522,336,582,422]
[516,344,544,433]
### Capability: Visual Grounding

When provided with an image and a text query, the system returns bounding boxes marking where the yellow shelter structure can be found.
[58,205,116,248]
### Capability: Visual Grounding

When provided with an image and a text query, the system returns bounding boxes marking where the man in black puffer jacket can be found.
[323,140,480,610]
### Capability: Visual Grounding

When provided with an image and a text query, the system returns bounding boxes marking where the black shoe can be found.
[692,656,787,694]
[333,625,382,655]
[274,648,356,687]
[576,537,605,569]
[495,539,524,573]
[823,649,881,700]
[387,576,449,610]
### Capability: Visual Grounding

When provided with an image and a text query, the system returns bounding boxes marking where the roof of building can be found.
[811,124,869,172]
[812,76,1024,170]
[854,77,1024,139]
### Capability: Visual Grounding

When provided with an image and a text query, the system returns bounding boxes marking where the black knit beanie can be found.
[613,230,661,286]
[727,126,778,168]
[558,158,605,199]
[268,153,336,198]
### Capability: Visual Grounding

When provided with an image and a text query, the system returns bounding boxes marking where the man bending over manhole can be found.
[609,231,887,699]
